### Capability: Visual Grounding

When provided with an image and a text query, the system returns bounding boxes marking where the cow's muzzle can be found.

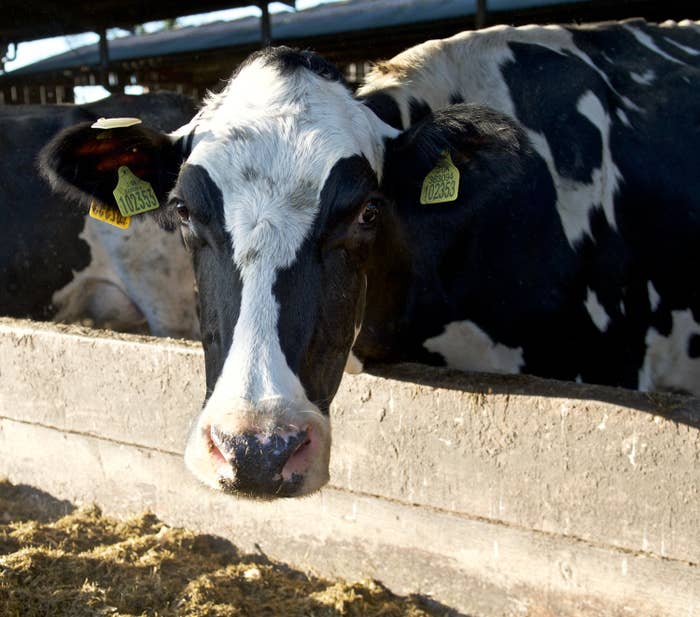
[184,398,330,498]
[211,425,312,496]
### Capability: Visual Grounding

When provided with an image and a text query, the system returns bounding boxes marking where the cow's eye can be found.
[358,200,379,226]
[176,203,190,224]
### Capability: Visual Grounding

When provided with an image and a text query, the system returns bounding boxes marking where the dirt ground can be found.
[0,480,448,617]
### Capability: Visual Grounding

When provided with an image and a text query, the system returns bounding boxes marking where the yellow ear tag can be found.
[89,200,131,229]
[420,151,460,205]
[112,166,160,217]
[91,117,142,129]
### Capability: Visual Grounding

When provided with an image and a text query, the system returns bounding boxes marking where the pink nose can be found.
[209,425,313,497]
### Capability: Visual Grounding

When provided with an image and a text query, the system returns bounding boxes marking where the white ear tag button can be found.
[91,117,143,130]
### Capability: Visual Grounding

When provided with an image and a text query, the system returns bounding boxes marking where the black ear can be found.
[381,103,527,206]
[39,122,184,222]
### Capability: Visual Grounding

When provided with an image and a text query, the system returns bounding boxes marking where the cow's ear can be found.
[39,122,183,221]
[380,103,524,205]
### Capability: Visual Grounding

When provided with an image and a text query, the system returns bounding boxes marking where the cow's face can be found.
[174,52,397,497]
[41,47,522,499]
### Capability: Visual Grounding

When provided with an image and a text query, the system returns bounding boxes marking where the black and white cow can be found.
[1,92,199,338]
[40,18,700,498]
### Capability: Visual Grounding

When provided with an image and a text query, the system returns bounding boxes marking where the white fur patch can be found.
[424,320,524,374]
[524,91,621,247]
[624,25,686,65]
[630,69,655,85]
[647,281,661,312]
[584,287,611,332]
[344,351,364,374]
[663,36,700,56]
[616,108,632,127]
[638,309,700,396]
[52,215,198,338]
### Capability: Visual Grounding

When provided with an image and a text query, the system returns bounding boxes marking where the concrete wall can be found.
[0,318,698,616]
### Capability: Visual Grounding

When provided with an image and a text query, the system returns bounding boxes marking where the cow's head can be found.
[40,48,524,498]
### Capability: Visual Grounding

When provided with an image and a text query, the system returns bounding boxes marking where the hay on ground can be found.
[0,480,446,617]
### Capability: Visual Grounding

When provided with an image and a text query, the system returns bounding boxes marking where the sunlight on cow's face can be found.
[174,51,398,498]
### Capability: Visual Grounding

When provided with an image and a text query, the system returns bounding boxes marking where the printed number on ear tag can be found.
[112,166,160,217]
[420,151,460,205]
[89,200,131,229]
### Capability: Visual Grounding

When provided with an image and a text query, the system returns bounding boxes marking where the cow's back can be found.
[359,20,700,394]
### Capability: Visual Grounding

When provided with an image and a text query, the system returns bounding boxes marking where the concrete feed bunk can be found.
[0,318,698,616]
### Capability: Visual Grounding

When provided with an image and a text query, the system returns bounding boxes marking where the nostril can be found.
[281,427,315,482]
[208,425,231,464]
[208,424,311,493]
[291,436,311,458]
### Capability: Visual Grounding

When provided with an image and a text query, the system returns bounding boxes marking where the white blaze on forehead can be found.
[189,56,397,407]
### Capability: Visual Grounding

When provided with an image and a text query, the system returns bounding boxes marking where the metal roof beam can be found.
[0,1,294,45]
[476,0,488,28]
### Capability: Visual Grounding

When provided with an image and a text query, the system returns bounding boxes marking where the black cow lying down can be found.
[40,18,700,498]
[1,93,198,338]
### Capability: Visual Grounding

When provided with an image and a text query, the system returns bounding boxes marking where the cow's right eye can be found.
[176,203,190,224]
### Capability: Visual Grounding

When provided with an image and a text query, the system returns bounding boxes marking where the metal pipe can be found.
[98,26,109,87]
[476,0,487,29]
[260,2,271,47]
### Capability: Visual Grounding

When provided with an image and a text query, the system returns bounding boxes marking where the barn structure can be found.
[1,0,698,104]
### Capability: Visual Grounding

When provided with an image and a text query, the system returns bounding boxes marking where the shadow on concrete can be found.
[0,479,75,524]
[366,362,700,431]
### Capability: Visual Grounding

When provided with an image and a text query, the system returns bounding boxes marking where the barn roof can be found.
[0,1,291,45]
[6,0,678,77]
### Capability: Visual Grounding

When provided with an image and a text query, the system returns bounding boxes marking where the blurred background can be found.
[2,0,699,106]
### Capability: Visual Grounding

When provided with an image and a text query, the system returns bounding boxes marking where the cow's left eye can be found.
[358,200,380,226]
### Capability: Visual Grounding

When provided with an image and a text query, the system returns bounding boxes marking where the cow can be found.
[39,18,700,499]
[1,92,199,338]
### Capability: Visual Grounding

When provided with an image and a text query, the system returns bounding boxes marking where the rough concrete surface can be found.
[0,318,699,616]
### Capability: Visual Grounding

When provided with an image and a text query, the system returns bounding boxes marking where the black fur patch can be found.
[255,46,346,84]
[361,92,403,130]
[409,97,431,126]
[274,155,378,413]
[174,163,235,395]
[168,164,225,233]
[386,103,521,184]
[502,42,604,183]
